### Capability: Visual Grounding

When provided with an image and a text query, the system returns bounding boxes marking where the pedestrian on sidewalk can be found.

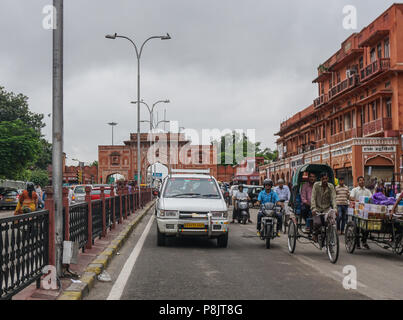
[335,177,349,235]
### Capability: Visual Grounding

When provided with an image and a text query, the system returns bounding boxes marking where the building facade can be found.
[265,4,403,188]
[98,133,218,184]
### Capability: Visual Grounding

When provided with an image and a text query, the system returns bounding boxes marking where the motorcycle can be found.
[236,199,250,224]
[259,202,281,249]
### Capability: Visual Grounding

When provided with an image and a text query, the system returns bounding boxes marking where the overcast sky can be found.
[0,0,396,165]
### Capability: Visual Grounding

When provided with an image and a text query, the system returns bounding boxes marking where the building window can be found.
[345,113,351,130]
[377,43,382,59]
[386,98,392,118]
[371,101,377,120]
[352,110,356,128]
[359,57,364,70]
[370,48,376,63]
[361,107,365,125]
[339,115,343,132]
[384,38,390,58]
[322,125,326,139]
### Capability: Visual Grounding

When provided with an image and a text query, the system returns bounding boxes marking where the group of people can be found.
[230,173,403,249]
[297,173,402,249]
[231,179,291,237]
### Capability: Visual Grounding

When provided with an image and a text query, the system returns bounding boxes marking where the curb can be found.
[57,200,156,300]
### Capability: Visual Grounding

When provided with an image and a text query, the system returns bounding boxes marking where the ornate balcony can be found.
[359,58,390,82]
[314,94,328,109]
[328,75,359,100]
[363,118,392,137]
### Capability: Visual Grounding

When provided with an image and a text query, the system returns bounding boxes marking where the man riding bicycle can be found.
[310,172,337,243]
[256,179,283,237]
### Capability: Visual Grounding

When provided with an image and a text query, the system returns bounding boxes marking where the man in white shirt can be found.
[350,176,372,250]
[274,179,290,202]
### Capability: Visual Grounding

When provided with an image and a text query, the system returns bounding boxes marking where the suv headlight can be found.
[211,211,228,219]
[159,210,179,218]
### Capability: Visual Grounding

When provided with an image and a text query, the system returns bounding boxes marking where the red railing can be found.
[328,75,359,100]
[360,58,390,82]
[363,118,392,136]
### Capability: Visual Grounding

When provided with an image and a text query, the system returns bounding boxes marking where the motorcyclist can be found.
[256,179,283,237]
[232,184,252,223]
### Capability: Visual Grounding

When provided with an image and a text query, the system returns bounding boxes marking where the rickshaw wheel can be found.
[345,222,357,254]
[326,224,339,264]
[288,220,297,253]
[394,234,403,255]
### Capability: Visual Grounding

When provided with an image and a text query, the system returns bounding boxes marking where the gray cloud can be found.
[0,0,396,164]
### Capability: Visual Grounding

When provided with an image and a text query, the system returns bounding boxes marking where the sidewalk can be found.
[12,200,155,300]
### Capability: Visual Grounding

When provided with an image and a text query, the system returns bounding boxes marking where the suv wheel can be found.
[217,233,228,248]
[157,227,166,247]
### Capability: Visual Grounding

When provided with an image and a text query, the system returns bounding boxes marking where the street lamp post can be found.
[105,32,171,201]
[107,122,118,146]
[131,99,170,190]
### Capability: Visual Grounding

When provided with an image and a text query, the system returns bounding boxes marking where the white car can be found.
[156,169,229,248]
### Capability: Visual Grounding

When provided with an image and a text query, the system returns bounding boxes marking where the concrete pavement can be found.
[86,206,403,300]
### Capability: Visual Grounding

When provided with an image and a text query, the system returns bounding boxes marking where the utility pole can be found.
[52,0,64,276]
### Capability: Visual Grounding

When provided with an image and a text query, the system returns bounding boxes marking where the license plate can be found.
[184,223,205,229]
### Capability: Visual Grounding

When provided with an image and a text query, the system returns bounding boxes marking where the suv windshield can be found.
[163,178,221,199]
[75,186,86,194]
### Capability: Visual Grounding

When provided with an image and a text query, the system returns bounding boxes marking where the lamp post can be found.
[107,122,118,146]
[106,32,171,198]
[132,99,170,190]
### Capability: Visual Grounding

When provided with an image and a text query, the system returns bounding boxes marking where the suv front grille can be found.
[179,211,208,220]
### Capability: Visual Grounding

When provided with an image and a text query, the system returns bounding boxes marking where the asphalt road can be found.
[86,206,403,300]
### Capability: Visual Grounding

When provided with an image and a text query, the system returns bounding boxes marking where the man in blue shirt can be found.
[256,179,283,237]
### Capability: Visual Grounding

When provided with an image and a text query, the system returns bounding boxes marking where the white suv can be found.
[156,169,229,248]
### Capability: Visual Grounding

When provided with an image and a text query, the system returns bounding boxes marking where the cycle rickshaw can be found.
[345,212,403,256]
[286,164,340,264]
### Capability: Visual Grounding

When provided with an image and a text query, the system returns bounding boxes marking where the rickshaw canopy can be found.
[291,164,335,188]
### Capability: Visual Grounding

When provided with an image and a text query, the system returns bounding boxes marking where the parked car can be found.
[72,185,91,204]
[90,187,113,200]
[0,189,20,209]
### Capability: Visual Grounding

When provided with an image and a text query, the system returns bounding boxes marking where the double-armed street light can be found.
[105,32,171,197]
[131,99,170,130]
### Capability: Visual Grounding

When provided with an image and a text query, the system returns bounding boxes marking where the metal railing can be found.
[91,200,103,241]
[0,210,49,300]
[0,187,153,300]
[68,202,88,251]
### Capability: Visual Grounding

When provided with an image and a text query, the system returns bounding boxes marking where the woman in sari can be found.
[14,182,38,215]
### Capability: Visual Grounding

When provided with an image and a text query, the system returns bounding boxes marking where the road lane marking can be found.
[107,213,155,300]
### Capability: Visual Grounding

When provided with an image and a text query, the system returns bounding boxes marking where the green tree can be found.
[0,86,45,133]
[0,86,52,172]
[0,120,41,179]
[213,132,277,165]
[28,169,50,187]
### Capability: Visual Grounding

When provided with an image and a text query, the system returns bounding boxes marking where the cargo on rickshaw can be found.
[286,164,339,264]
[344,195,403,256]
